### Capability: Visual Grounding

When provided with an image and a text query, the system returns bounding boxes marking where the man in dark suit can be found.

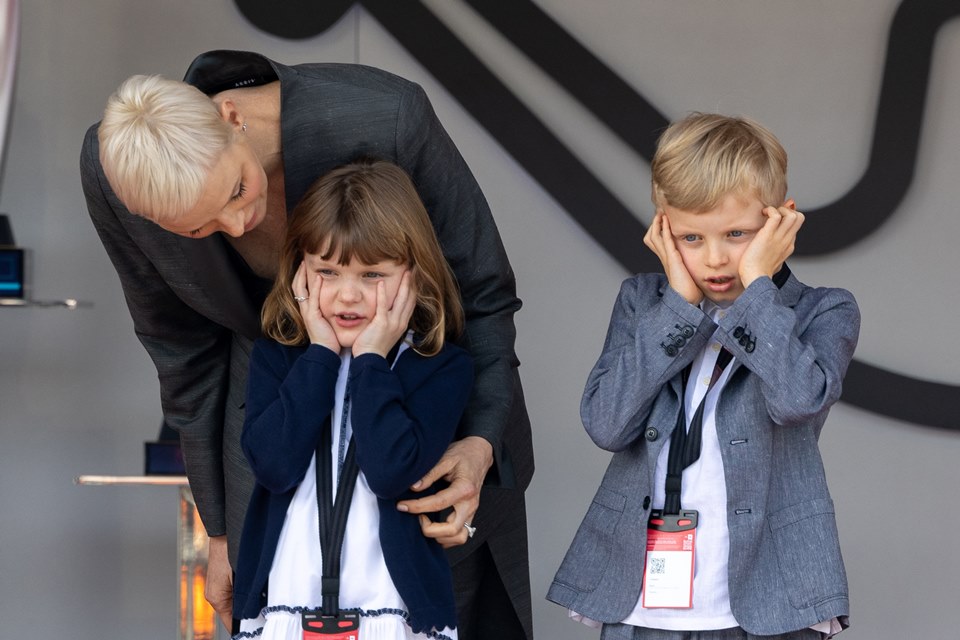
[81,50,533,639]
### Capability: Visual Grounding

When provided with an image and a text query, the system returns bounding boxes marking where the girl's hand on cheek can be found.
[644,212,703,305]
[293,262,339,352]
[352,270,416,357]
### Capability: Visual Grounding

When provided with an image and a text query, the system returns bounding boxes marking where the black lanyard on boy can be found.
[662,264,791,515]
[663,348,732,515]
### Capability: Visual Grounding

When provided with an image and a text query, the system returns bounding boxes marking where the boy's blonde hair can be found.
[261,159,464,356]
[98,74,235,222]
[651,112,787,212]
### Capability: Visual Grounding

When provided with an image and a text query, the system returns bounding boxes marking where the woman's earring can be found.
[241,122,248,132]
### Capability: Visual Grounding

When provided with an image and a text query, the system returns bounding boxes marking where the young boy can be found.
[547,113,859,640]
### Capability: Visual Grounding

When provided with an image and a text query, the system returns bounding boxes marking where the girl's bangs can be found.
[303,213,407,266]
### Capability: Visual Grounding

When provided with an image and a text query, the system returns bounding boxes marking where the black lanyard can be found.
[315,413,361,616]
[663,348,733,515]
[312,340,405,616]
[662,264,791,515]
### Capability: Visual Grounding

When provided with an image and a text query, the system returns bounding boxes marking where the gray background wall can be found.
[1,1,958,638]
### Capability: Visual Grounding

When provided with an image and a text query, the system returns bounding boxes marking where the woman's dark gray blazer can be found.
[79,50,533,628]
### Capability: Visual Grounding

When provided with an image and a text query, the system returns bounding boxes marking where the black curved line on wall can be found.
[466,0,960,258]
[463,1,667,178]
[234,0,960,430]
[800,0,960,254]
[359,0,659,276]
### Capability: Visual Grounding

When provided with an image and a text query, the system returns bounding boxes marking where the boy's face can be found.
[661,192,768,306]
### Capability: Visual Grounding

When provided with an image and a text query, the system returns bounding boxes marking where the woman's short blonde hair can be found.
[98,74,234,222]
[651,112,787,212]
[261,158,464,356]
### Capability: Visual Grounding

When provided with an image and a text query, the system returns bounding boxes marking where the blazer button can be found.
[662,344,678,357]
[645,427,659,442]
[676,324,695,338]
[733,326,745,339]
[745,338,756,353]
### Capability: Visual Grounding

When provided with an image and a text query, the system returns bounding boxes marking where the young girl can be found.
[232,159,472,640]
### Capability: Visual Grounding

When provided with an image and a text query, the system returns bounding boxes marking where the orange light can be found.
[179,488,218,640]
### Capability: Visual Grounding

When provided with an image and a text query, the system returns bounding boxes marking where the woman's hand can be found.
[292,261,339,352]
[352,270,416,357]
[644,211,703,305]
[204,536,233,631]
[396,436,493,547]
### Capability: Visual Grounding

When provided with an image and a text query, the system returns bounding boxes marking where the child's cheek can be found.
[676,246,697,273]
[695,281,712,299]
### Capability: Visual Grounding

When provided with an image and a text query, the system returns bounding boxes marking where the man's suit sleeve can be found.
[80,124,231,537]
[394,84,524,486]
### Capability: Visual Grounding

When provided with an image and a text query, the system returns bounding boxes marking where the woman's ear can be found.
[783,197,796,210]
[216,98,244,132]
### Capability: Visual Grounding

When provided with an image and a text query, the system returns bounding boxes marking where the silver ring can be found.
[293,295,308,302]
[464,522,476,539]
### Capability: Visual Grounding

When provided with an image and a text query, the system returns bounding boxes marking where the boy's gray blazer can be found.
[79,52,533,588]
[547,269,859,635]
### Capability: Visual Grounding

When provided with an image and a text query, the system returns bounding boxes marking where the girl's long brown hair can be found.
[261,158,464,356]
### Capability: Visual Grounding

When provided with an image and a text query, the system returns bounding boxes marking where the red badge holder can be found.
[302,611,360,640]
[641,509,698,609]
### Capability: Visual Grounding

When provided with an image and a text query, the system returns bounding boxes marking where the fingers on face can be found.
[765,205,805,238]
[790,208,805,229]
[375,279,387,315]
[310,272,324,312]
[397,271,417,318]
[292,262,306,297]
[645,212,669,251]
[659,212,677,242]
[643,212,659,245]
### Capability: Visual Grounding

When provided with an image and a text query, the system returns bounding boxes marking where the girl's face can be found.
[302,251,408,348]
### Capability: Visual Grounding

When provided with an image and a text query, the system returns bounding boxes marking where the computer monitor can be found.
[0,247,24,299]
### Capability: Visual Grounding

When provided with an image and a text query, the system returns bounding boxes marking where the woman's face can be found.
[157,139,268,239]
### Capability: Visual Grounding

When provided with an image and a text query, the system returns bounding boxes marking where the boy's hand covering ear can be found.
[739,202,804,288]
[644,211,704,305]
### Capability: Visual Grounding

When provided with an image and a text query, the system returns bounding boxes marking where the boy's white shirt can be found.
[620,300,738,631]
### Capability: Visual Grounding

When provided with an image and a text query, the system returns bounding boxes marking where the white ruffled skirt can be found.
[235,607,455,640]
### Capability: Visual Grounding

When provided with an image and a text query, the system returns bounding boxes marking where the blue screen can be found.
[0,248,24,297]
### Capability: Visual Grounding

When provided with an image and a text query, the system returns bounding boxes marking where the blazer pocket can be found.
[768,498,847,609]
[555,486,627,592]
